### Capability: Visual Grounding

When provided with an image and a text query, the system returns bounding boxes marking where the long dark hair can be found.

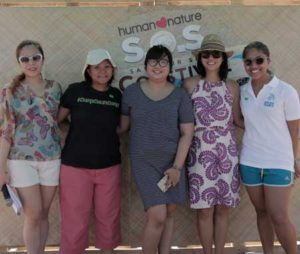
[12,40,44,94]
[144,45,173,82]
[197,52,228,81]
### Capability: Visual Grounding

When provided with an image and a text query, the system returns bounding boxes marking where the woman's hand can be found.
[0,168,9,188]
[164,167,181,187]
[0,138,11,188]
[118,115,130,136]
[294,163,300,179]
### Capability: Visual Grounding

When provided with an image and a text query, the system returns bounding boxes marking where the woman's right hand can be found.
[0,169,8,188]
[0,166,9,188]
[0,137,12,188]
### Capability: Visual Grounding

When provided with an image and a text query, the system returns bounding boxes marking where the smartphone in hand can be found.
[1,184,12,207]
[157,175,171,192]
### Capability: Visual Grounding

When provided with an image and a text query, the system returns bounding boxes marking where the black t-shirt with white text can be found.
[60,81,121,169]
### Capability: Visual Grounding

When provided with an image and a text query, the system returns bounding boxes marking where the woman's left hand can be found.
[294,163,300,179]
[164,167,181,187]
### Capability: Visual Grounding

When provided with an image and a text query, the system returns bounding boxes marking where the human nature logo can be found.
[118,12,202,37]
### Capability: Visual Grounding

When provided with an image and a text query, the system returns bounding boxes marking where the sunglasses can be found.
[201,51,222,59]
[18,53,43,64]
[148,58,169,68]
[244,57,265,66]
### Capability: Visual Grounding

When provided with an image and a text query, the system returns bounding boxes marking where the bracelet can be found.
[172,165,181,171]
[294,159,300,165]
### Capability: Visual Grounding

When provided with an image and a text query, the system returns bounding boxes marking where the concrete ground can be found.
[0,245,295,254]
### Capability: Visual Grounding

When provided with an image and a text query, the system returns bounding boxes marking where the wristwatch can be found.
[172,165,181,171]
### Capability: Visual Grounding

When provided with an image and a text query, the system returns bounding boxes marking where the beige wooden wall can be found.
[1,0,300,6]
[0,3,300,252]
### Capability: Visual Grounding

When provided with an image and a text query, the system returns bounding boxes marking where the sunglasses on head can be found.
[18,53,43,64]
[148,58,169,68]
[201,50,222,59]
[244,57,265,66]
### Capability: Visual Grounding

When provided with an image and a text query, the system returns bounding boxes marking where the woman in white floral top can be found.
[0,40,62,254]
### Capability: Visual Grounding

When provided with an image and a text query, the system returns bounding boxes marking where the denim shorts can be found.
[240,164,293,187]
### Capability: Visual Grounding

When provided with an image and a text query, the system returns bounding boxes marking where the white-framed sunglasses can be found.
[18,53,43,64]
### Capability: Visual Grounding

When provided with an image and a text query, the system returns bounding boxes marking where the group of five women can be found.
[0,34,299,254]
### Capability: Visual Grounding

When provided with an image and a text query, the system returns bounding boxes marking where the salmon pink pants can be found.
[59,164,121,254]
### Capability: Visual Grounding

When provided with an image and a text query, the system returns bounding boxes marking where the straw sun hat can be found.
[192,34,233,58]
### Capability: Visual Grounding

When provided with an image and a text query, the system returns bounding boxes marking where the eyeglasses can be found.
[18,53,43,64]
[244,57,265,66]
[148,58,169,68]
[201,51,222,59]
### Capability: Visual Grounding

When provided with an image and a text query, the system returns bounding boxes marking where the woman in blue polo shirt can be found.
[240,41,300,254]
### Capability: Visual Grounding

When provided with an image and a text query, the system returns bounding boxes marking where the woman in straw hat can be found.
[0,40,62,254]
[58,48,122,254]
[119,45,194,254]
[240,41,300,254]
[183,34,243,254]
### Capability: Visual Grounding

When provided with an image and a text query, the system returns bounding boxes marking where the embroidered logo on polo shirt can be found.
[109,94,114,99]
[244,97,249,101]
[264,93,275,107]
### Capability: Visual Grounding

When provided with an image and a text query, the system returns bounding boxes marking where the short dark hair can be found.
[196,52,228,81]
[242,41,270,59]
[144,45,173,72]
[84,65,114,86]
[144,45,173,83]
